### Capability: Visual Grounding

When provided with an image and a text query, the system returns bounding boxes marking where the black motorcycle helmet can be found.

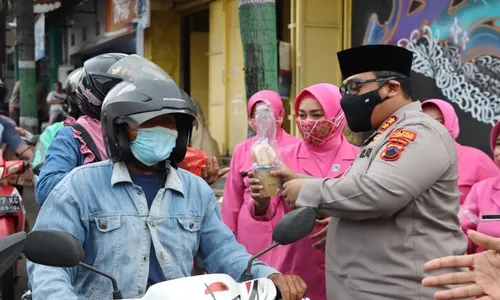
[101,55,198,169]
[75,53,128,119]
[65,67,83,119]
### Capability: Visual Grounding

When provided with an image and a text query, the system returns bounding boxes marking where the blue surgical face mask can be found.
[130,127,178,166]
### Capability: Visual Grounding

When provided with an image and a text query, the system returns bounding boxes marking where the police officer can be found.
[250,44,468,299]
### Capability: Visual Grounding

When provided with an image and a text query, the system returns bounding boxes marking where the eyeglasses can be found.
[340,76,404,96]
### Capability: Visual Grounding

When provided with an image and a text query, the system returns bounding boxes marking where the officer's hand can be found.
[422,230,500,300]
[269,164,297,183]
[269,273,307,300]
[282,179,308,206]
[310,218,330,250]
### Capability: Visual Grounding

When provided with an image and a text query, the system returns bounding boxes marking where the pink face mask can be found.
[296,113,344,145]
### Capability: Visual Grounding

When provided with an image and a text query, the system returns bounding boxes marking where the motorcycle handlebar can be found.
[274,278,311,300]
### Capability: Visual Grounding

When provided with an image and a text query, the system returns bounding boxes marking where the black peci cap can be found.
[337,45,414,79]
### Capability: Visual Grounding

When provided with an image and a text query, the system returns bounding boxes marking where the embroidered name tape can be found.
[388,137,410,146]
[389,130,417,141]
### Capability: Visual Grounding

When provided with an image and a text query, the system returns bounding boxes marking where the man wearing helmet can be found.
[27,56,307,300]
[36,54,228,206]
[35,53,130,205]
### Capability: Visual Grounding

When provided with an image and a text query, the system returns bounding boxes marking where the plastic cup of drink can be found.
[253,165,280,197]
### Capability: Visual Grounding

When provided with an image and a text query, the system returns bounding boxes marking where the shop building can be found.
[143,0,352,154]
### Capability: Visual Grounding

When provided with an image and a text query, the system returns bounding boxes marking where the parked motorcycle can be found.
[0,153,31,299]
[23,207,318,300]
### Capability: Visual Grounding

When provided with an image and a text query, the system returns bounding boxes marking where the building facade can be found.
[143,0,352,154]
[11,1,497,154]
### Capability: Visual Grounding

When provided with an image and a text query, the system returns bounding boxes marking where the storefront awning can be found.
[34,0,62,14]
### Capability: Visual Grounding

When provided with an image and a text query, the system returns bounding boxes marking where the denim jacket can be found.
[27,161,279,300]
[35,127,84,205]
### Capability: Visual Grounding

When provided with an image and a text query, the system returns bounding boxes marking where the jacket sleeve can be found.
[198,194,279,281]
[35,127,84,206]
[460,184,481,254]
[220,148,245,234]
[32,127,54,168]
[27,182,88,300]
[0,117,24,150]
[296,124,453,220]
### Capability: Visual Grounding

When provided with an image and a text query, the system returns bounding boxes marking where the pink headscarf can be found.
[292,83,346,175]
[248,90,285,120]
[71,115,108,164]
[294,83,346,140]
[421,99,460,139]
[491,121,500,155]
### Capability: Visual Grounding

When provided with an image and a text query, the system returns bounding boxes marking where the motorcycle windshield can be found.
[106,54,174,83]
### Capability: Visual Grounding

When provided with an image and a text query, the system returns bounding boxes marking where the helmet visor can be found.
[107,55,174,82]
[117,109,198,129]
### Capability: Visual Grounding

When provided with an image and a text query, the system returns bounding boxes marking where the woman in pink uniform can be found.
[422,99,499,204]
[221,90,299,259]
[460,121,500,254]
[249,83,359,300]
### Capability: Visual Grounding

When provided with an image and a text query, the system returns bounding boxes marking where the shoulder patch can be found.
[388,137,410,146]
[389,129,417,141]
[380,143,405,161]
[380,116,398,131]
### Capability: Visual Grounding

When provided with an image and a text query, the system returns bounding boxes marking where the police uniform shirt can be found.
[296,101,468,300]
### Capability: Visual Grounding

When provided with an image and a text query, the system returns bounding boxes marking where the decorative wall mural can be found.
[362,0,500,125]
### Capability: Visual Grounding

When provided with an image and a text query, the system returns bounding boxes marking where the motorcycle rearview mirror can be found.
[272,207,318,245]
[24,230,123,299]
[244,207,318,280]
[24,230,83,267]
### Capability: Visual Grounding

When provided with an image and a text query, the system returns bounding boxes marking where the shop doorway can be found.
[181,8,210,125]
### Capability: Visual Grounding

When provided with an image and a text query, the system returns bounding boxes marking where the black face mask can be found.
[340,87,388,132]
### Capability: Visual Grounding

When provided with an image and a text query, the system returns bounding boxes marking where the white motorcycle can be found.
[22,207,318,300]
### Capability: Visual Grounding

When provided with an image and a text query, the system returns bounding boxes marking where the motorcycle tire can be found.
[0,265,16,300]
